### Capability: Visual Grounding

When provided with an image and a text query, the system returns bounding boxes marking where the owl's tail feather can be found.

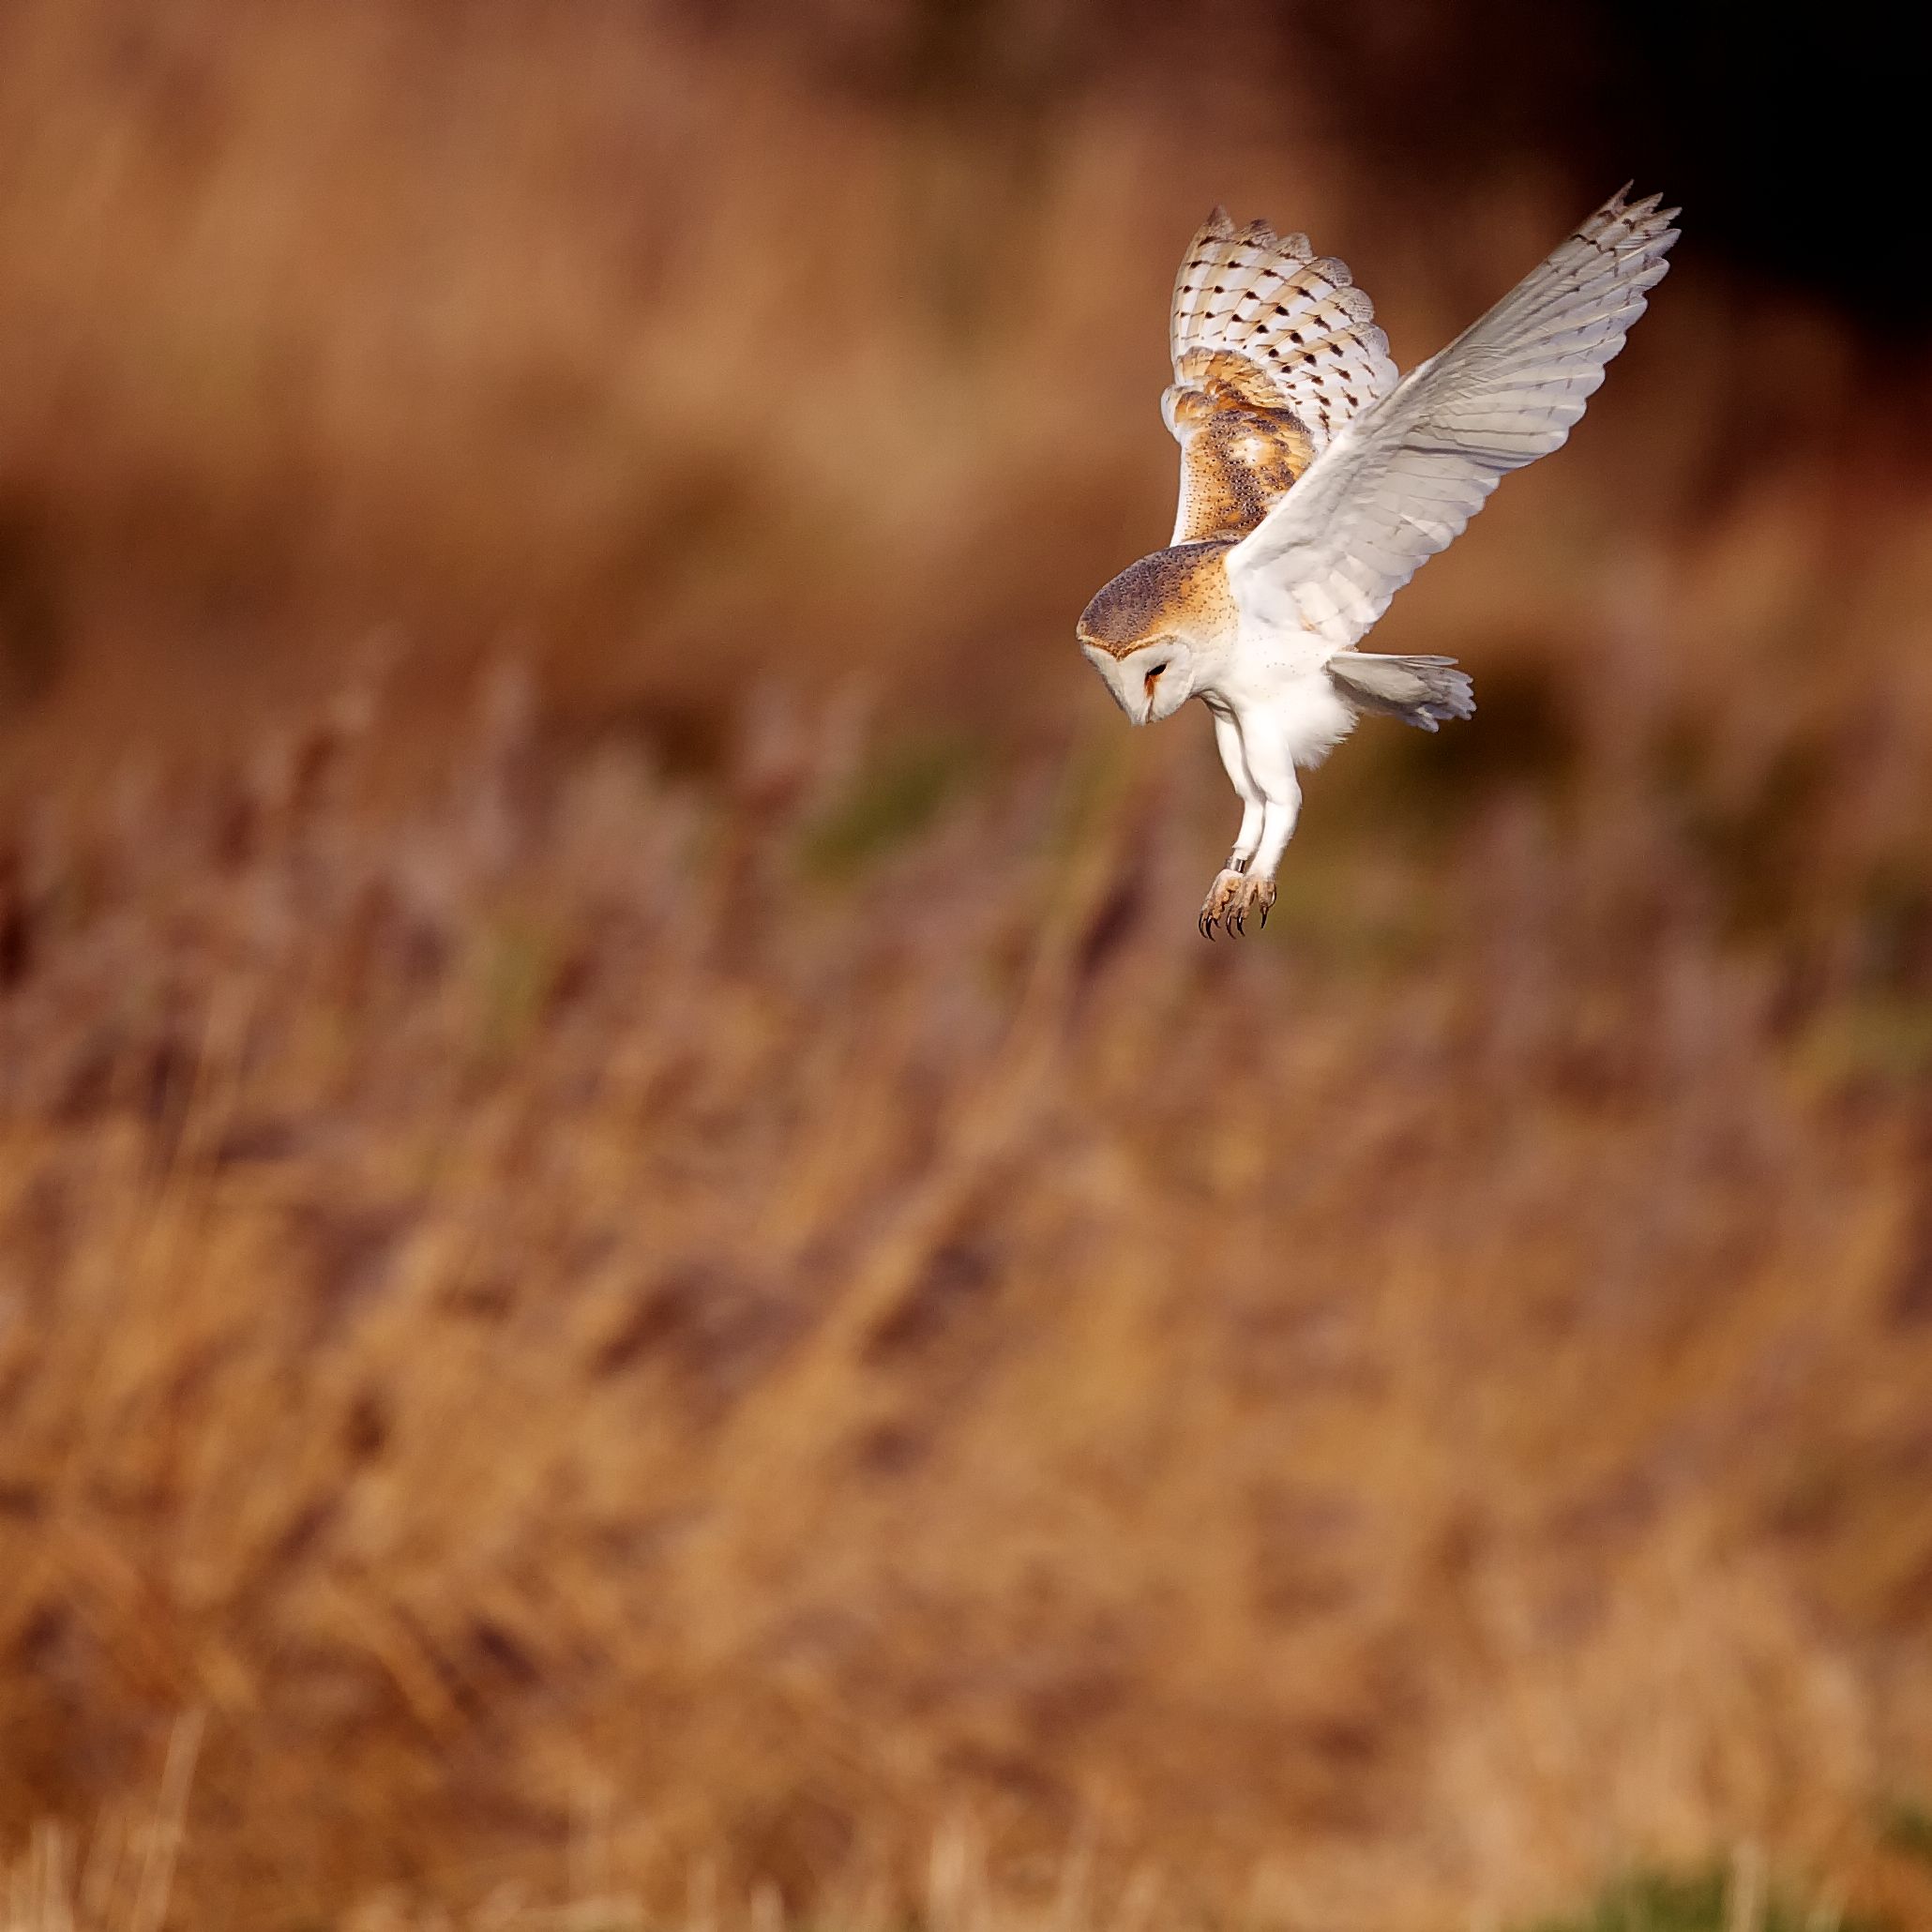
[1327,654,1475,733]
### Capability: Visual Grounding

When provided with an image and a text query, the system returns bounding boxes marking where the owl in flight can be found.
[1078,187,1679,936]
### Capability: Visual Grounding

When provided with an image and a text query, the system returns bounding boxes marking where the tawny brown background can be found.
[3,4,1931,1928]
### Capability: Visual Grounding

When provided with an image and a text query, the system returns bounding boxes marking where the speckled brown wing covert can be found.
[1165,210,1399,545]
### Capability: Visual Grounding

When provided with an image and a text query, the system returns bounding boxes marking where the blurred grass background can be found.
[4,2,1932,1927]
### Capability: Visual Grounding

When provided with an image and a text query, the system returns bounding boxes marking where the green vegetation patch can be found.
[1518,1864,1887,1932]
[799,732,985,879]
[1879,1796,1932,1868]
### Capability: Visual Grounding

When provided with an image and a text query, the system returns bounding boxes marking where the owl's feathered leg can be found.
[1205,746,1298,935]
[1200,725,1300,937]
[1201,708,1266,937]
[1250,778,1302,882]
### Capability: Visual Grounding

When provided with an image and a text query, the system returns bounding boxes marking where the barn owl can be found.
[1078,187,1679,936]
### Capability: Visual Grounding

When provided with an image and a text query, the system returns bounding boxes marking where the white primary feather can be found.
[1224,188,1680,649]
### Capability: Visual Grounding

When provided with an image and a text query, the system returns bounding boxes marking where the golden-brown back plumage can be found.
[1164,208,1397,544]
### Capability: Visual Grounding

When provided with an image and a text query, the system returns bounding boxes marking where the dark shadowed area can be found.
[4,4,1932,1929]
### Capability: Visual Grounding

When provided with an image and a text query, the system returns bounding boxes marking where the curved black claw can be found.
[1199,868,1249,941]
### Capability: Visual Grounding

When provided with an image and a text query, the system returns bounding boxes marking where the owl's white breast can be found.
[1200,610,1358,771]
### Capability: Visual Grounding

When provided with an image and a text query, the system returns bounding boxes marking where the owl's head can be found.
[1077,541,1236,725]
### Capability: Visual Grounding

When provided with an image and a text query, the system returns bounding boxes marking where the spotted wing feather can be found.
[1166,208,1399,545]
[1225,187,1680,649]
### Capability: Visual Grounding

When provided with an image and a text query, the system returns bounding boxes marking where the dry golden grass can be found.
[4,639,1932,1928]
[5,4,1932,1929]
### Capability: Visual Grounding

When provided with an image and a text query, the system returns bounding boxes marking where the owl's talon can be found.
[1200,869,1274,939]
[1199,868,1247,939]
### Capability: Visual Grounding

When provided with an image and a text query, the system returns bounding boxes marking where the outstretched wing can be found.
[1224,188,1680,648]
[1166,209,1398,546]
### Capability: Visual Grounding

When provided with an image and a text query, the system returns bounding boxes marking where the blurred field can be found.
[5,3,1932,1929]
